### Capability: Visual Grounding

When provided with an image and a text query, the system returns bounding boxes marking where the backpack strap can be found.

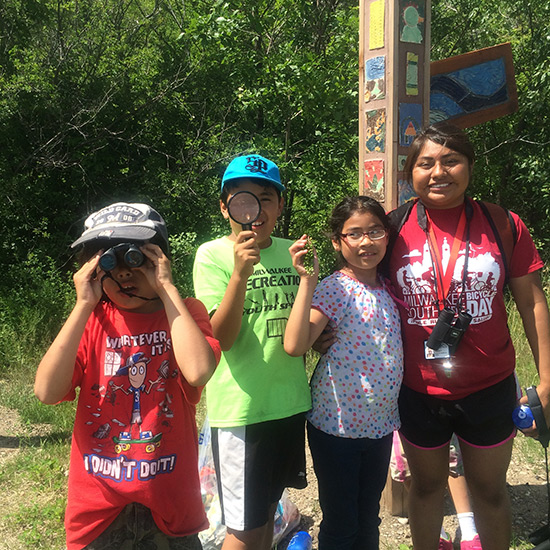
[476,200,517,284]
[381,199,418,278]
[387,198,418,235]
[384,198,517,285]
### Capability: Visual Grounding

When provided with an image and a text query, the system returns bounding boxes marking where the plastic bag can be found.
[197,417,301,549]
[198,416,226,550]
[273,490,301,546]
[389,431,409,483]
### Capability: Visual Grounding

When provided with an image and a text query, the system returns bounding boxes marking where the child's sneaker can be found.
[460,535,482,549]
[438,533,453,550]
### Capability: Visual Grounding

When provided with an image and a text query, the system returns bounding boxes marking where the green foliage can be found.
[10,499,66,549]
[0,0,360,302]
[0,251,77,435]
[0,0,548,280]
[169,231,199,296]
[0,253,74,374]
[432,0,550,258]
[507,270,549,469]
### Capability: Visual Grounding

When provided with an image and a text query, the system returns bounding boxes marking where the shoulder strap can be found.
[388,199,417,234]
[476,200,517,284]
[381,199,417,278]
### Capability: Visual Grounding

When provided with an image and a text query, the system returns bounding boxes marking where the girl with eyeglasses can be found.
[284,196,404,550]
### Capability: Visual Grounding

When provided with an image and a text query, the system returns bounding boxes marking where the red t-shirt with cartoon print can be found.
[389,200,543,399]
[63,299,220,550]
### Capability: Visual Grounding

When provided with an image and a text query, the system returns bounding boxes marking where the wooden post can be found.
[359,0,431,211]
[380,473,409,517]
[359,0,430,514]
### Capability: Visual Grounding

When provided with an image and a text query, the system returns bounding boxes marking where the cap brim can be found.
[71,226,158,248]
[221,174,286,192]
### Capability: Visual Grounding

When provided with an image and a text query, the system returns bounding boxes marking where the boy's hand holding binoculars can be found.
[74,252,105,309]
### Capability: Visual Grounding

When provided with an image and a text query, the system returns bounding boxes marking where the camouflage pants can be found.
[83,503,203,550]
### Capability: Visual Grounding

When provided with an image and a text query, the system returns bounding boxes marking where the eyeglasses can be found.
[340,229,387,244]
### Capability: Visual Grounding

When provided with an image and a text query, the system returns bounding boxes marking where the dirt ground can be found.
[1,405,549,550]
[285,440,550,549]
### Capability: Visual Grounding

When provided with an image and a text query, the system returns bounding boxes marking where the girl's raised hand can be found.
[289,234,319,279]
[73,252,104,307]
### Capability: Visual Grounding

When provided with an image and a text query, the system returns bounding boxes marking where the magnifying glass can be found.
[227,191,261,231]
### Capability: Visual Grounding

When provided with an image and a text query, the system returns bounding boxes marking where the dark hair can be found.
[220,178,282,206]
[330,196,389,238]
[403,122,476,185]
[329,196,389,268]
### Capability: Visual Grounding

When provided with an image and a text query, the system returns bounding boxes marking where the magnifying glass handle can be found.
[241,223,253,231]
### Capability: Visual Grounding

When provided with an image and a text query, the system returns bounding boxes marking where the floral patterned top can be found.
[307,271,403,439]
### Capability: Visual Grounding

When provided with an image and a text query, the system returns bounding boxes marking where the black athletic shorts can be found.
[211,413,307,531]
[398,374,518,448]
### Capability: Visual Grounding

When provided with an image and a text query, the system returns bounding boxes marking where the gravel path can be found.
[285,440,550,549]
[1,404,549,549]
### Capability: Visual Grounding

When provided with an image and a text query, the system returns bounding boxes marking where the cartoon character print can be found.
[397,240,501,327]
[110,353,161,425]
[106,353,166,453]
[85,353,179,455]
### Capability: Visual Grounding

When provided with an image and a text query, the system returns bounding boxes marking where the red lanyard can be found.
[425,208,467,307]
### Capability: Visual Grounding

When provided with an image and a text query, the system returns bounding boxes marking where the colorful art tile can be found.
[400,0,425,44]
[398,179,417,205]
[365,56,386,102]
[431,57,508,124]
[364,160,385,198]
[398,155,408,171]
[369,0,385,50]
[365,109,386,153]
[399,103,422,147]
[429,44,517,128]
[406,52,419,96]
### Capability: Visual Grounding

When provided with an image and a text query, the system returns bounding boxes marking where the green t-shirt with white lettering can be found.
[193,236,311,427]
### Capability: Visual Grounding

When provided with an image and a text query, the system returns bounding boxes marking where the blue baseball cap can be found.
[221,154,285,192]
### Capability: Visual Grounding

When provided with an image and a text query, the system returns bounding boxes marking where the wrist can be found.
[74,298,98,313]
[156,280,178,298]
[300,274,318,287]
[230,270,250,286]
[534,382,550,400]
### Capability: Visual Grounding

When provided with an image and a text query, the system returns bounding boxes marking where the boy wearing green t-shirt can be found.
[193,154,311,550]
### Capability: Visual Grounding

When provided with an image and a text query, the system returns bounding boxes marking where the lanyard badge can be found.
[417,202,473,362]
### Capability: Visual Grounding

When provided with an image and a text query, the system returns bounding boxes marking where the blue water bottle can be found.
[287,530,313,550]
[513,404,534,430]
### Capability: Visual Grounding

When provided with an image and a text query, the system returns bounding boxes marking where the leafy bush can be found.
[169,231,200,297]
[0,253,74,376]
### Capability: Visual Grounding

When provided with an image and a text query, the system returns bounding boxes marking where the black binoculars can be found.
[99,243,144,272]
[426,307,472,355]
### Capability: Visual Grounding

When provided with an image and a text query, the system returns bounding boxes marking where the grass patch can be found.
[1,445,69,542]
[0,258,75,549]
[507,290,548,469]
[0,418,71,550]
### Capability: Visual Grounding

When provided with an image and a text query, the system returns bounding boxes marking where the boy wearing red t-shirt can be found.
[35,202,221,550]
